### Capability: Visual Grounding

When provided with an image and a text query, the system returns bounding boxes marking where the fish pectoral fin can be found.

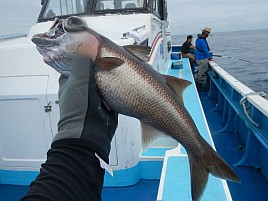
[123,45,151,61]
[95,57,125,70]
[141,122,170,151]
[164,75,192,104]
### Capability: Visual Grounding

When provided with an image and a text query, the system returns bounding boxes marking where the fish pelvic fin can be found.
[164,75,192,104]
[95,57,125,70]
[141,122,170,151]
[188,146,240,201]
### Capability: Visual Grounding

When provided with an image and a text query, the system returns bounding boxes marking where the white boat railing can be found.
[209,61,268,118]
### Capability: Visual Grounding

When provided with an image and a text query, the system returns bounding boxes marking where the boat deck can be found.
[103,180,159,201]
[0,184,28,201]
[156,58,230,201]
[199,91,268,201]
[1,58,268,201]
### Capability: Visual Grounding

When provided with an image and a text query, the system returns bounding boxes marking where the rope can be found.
[239,91,266,128]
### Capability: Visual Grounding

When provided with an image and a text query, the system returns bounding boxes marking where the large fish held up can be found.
[31,16,240,201]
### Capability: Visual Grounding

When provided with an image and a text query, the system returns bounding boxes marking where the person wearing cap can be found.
[195,27,213,90]
[181,35,196,70]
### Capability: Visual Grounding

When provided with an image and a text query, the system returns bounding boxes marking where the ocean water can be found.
[172,29,268,98]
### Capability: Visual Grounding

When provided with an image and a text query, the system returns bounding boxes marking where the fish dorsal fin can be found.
[164,75,192,104]
[123,45,151,61]
[95,57,125,70]
[141,122,170,151]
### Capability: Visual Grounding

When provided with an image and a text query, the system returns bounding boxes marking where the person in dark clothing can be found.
[181,35,196,69]
[20,38,118,201]
[195,27,213,90]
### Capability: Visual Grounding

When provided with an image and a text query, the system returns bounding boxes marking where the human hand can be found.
[209,51,213,57]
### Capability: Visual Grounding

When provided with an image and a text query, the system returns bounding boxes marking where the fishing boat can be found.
[0,0,267,200]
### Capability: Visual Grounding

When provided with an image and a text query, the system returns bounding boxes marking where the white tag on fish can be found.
[95,153,113,176]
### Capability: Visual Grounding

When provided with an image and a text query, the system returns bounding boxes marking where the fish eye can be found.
[65,16,87,32]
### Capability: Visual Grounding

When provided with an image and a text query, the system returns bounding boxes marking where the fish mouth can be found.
[31,18,66,47]
[31,16,89,73]
[31,16,88,47]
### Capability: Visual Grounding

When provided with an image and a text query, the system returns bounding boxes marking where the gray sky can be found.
[0,1,41,36]
[168,0,268,34]
[0,0,267,37]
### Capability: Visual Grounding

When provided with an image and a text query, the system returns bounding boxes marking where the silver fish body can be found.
[32,16,240,201]
[95,40,200,151]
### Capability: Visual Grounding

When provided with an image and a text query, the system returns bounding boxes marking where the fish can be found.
[31,16,240,201]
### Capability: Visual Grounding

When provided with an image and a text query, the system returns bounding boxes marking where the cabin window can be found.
[152,0,166,19]
[42,0,88,18]
[94,0,145,11]
[152,0,159,14]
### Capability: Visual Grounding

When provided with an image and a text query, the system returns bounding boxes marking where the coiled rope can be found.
[240,91,266,128]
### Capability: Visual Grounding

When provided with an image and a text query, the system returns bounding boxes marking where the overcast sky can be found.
[0,1,41,36]
[0,0,267,37]
[168,0,268,34]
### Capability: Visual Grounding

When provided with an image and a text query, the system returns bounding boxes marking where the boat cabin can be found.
[0,0,174,189]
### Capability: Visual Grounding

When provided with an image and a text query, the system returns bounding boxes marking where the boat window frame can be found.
[91,0,149,15]
[38,0,92,22]
[150,0,166,20]
[37,0,153,22]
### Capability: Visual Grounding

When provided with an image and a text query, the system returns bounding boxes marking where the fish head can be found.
[31,16,97,74]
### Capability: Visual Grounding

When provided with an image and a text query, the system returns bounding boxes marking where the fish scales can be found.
[97,44,204,152]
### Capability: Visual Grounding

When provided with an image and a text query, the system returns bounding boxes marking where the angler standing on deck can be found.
[195,27,213,90]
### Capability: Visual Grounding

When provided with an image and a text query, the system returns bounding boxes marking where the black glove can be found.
[53,56,118,162]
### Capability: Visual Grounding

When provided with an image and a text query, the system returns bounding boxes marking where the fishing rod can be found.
[213,54,262,68]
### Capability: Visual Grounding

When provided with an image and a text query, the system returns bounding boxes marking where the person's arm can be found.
[190,44,195,50]
[200,40,212,59]
[20,56,118,201]
[190,44,196,50]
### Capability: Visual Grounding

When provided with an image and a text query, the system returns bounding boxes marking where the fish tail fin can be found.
[188,146,240,201]
[206,146,240,182]
[188,153,209,201]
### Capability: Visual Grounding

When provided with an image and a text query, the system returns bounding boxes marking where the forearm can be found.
[20,140,105,201]
[21,53,118,201]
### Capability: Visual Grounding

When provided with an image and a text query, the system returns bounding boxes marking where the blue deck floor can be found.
[0,179,159,201]
[0,185,29,201]
[158,58,230,201]
[199,91,268,201]
[102,180,159,201]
